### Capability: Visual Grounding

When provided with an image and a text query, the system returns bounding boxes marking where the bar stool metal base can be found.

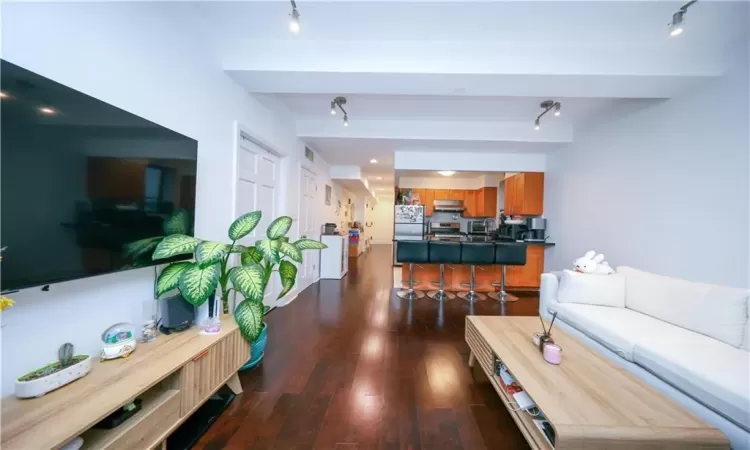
[458,291,487,302]
[397,289,425,300]
[487,291,518,302]
[428,290,455,301]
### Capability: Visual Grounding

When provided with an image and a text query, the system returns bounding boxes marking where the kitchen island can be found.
[396,237,554,292]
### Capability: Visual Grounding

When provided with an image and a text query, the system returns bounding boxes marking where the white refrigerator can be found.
[393,205,425,266]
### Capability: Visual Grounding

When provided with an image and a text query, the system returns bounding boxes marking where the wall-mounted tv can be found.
[1,60,198,292]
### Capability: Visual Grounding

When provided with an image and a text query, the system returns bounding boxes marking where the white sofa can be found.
[540,267,750,450]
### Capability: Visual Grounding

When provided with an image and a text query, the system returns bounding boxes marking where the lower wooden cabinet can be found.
[505,245,545,289]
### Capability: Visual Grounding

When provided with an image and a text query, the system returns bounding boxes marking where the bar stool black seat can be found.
[396,240,429,300]
[488,242,527,302]
[427,241,461,301]
[458,242,495,303]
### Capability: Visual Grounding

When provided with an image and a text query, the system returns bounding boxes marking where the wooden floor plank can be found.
[195,245,534,450]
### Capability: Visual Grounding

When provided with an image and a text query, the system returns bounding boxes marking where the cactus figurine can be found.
[58,343,74,367]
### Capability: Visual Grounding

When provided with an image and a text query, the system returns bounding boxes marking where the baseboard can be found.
[371,240,394,245]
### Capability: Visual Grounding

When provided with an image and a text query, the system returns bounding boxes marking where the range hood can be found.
[433,199,465,213]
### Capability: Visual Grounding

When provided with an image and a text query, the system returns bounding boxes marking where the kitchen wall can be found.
[399,174,502,190]
[545,55,749,288]
[0,2,311,394]
[370,200,395,244]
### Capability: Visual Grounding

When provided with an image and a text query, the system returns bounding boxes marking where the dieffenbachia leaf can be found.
[234,299,264,341]
[277,260,297,299]
[228,211,262,241]
[256,239,280,264]
[155,262,191,297]
[279,241,302,263]
[195,241,230,268]
[163,209,190,236]
[293,239,328,251]
[178,263,219,305]
[241,247,264,266]
[123,236,162,259]
[266,216,293,240]
[230,244,249,254]
[152,234,199,260]
[228,264,265,302]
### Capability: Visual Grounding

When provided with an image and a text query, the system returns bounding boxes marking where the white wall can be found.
[370,201,395,245]
[0,2,308,395]
[545,58,750,288]
[395,151,546,172]
[399,175,501,190]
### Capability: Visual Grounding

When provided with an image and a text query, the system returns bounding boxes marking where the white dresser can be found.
[320,235,349,279]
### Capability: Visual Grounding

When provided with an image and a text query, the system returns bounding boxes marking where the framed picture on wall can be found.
[325,185,332,205]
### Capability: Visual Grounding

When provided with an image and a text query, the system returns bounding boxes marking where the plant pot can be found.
[15,355,92,399]
[239,323,268,371]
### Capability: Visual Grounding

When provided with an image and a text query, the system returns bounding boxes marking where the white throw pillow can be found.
[617,266,749,349]
[557,269,626,308]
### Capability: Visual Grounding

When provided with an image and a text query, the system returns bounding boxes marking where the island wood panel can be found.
[466,317,728,450]
[403,264,501,293]
[1,317,248,450]
[505,245,544,289]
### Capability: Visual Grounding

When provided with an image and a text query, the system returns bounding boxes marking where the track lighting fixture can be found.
[289,0,300,34]
[534,100,561,130]
[669,0,696,37]
[330,96,349,127]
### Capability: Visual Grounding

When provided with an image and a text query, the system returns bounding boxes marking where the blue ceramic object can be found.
[239,323,267,371]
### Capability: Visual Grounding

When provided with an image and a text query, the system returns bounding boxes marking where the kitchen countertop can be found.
[393,236,555,246]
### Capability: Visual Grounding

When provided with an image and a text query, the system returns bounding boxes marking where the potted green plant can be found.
[151,211,326,367]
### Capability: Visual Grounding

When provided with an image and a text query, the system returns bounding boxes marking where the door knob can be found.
[301,234,307,238]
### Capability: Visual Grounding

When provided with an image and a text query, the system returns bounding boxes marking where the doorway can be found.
[235,132,280,310]
[298,167,318,290]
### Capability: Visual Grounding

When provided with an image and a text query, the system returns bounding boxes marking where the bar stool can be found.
[396,241,429,300]
[458,242,495,303]
[427,241,461,301]
[488,242,527,302]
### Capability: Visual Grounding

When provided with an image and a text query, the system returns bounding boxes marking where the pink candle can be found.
[543,343,562,365]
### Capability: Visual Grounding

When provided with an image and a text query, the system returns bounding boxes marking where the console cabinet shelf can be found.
[1,316,249,450]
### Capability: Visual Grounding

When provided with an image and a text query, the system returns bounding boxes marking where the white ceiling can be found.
[189,0,749,178]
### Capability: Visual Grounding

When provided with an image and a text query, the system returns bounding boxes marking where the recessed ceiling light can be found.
[375,176,382,180]
[39,107,56,115]
[438,171,456,177]
[370,159,378,164]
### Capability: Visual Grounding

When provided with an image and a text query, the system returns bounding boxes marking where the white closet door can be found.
[298,167,318,288]
[236,135,279,309]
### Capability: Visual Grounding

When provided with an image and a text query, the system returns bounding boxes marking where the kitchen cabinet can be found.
[464,190,477,217]
[477,187,497,217]
[505,245,545,289]
[433,189,450,201]
[503,173,544,216]
[411,189,426,205]
[448,190,465,201]
[423,189,435,216]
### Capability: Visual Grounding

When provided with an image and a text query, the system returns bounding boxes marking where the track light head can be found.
[330,101,337,116]
[289,2,300,34]
[534,118,540,131]
[343,115,349,127]
[554,102,561,117]
[669,11,684,36]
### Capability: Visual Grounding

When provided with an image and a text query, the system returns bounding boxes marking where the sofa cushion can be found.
[617,266,749,348]
[634,336,750,431]
[557,269,626,308]
[550,303,691,362]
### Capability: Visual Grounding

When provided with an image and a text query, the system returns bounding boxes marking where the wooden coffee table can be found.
[465,316,729,450]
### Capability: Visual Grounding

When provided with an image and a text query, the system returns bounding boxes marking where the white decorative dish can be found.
[15,355,92,399]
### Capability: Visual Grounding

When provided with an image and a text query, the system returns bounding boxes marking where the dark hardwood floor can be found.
[196,245,536,450]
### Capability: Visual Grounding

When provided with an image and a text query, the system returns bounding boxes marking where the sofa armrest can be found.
[540,272,562,320]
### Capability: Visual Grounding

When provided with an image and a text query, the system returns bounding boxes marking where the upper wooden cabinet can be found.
[477,187,497,218]
[464,190,477,217]
[433,189,450,201]
[503,173,544,216]
[448,190,465,201]
[423,189,435,216]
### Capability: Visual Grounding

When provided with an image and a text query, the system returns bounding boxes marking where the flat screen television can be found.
[1,60,198,292]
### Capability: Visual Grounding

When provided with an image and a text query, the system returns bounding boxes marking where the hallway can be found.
[197,245,536,449]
